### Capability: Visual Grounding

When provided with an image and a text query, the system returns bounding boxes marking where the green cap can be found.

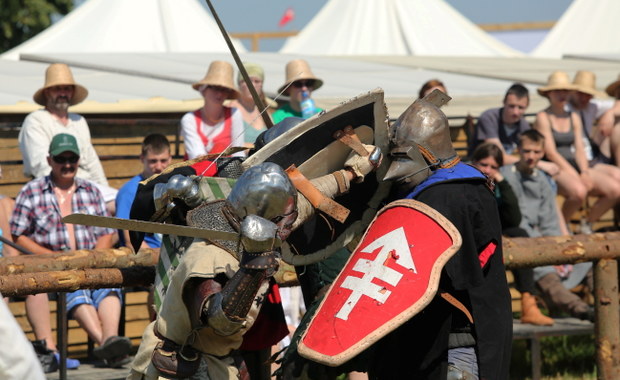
[49,133,80,156]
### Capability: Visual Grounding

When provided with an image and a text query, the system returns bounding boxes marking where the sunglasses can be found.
[52,155,79,164]
[208,85,231,93]
[292,80,315,88]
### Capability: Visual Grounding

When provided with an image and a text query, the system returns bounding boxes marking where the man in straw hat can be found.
[19,63,117,212]
[180,61,245,160]
[597,74,620,164]
[272,59,324,123]
[569,70,615,164]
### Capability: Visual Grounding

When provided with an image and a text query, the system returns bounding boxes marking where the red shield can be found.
[297,199,462,366]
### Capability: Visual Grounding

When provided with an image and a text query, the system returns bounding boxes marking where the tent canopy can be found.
[1,0,246,60]
[280,0,521,57]
[532,0,620,58]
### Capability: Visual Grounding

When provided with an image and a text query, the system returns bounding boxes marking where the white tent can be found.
[279,0,521,57]
[1,0,245,60]
[531,0,620,58]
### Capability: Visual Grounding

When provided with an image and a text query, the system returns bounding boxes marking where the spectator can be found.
[10,133,131,368]
[0,165,18,258]
[569,70,615,165]
[471,143,553,325]
[228,62,276,148]
[180,61,245,160]
[18,63,117,212]
[534,71,620,234]
[501,130,594,320]
[116,134,172,249]
[598,73,620,163]
[418,79,447,99]
[469,83,531,163]
[272,59,324,123]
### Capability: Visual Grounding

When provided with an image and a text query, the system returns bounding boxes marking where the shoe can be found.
[31,339,58,373]
[53,352,80,369]
[573,306,595,322]
[520,292,554,326]
[93,336,132,360]
[105,354,132,368]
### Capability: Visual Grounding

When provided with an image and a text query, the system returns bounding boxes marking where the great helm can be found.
[383,90,458,190]
[226,162,297,228]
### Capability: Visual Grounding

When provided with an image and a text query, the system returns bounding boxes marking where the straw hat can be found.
[605,74,620,98]
[537,71,578,97]
[278,59,323,94]
[192,61,239,100]
[572,70,605,97]
[33,63,88,106]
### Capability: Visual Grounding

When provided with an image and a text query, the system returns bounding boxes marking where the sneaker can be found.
[105,354,132,368]
[31,340,58,373]
[93,336,132,360]
[53,352,80,369]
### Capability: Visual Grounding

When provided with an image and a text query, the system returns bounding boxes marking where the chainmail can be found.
[186,200,241,259]
[216,157,244,179]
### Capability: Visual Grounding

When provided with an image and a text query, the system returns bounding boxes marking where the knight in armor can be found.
[365,91,513,379]
[127,143,380,379]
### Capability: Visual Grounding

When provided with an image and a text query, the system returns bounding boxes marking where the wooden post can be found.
[594,259,620,380]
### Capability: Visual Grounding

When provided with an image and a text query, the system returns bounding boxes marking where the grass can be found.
[510,335,596,379]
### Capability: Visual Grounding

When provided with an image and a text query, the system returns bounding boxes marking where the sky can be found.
[209,0,574,52]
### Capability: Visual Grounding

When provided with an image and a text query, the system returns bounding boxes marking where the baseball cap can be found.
[49,133,80,156]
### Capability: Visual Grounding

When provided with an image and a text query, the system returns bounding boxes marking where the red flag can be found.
[278,7,295,28]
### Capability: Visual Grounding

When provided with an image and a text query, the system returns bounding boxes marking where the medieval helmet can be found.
[226,162,297,232]
[383,91,458,189]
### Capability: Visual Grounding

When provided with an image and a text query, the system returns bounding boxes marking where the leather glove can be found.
[345,144,382,183]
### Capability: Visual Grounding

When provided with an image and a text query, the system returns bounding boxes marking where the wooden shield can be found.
[297,199,462,366]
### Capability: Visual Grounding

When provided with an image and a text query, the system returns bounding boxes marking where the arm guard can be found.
[195,216,280,336]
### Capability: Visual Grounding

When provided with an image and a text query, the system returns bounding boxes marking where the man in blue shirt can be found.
[116,134,172,249]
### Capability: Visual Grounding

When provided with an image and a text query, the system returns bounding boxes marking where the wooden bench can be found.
[513,318,594,380]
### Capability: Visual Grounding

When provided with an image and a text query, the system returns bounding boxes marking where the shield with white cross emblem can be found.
[297,199,462,366]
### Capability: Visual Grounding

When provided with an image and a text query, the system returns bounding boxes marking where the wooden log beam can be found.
[0,247,158,275]
[0,266,155,297]
[594,259,620,380]
[503,232,620,269]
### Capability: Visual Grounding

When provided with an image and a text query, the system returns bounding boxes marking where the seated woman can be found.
[534,71,620,233]
[228,62,276,148]
[471,143,553,325]
[181,61,245,160]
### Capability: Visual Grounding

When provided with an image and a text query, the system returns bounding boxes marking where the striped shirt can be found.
[10,176,113,251]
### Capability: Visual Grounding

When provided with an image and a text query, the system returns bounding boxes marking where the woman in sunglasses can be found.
[181,61,245,159]
[272,59,324,124]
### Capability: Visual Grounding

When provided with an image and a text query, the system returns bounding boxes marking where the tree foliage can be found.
[1,0,73,53]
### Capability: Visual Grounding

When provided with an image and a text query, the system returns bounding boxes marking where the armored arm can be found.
[294,144,381,228]
[185,215,280,336]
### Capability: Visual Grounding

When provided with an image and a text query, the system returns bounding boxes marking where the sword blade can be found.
[62,214,240,242]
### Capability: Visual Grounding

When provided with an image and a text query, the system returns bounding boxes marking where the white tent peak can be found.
[1,0,246,60]
[531,0,620,58]
[279,0,522,57]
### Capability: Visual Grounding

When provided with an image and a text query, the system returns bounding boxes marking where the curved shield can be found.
[297,199,462,366]
[244,88,392,266]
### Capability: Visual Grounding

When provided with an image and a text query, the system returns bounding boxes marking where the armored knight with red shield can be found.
[297,91,512,380]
